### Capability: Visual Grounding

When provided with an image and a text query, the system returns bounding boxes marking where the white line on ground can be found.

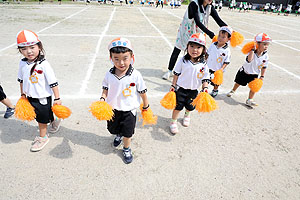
[7,89,300,100]
[0,6,89,53]
[79,7,116,95]
[138,8,173,49]
[39,33,163,38]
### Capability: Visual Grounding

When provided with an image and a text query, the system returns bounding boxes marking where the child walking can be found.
[100,38,150,164]
[227,33,271,107]
[207,26,232,98]
[0,82,15,118]
[16,30,62,152]
[169,33,210,134]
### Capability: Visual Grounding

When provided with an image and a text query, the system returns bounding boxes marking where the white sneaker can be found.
[48,118,62,133]
[246,99,258,107]
[182,116,190,127]
[227,90,235,97]
[30,136,49,152]
[170,122,179,134]
[162,71,171,80]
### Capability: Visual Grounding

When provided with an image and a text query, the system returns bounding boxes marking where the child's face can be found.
[257,42,270,52]
[187,43,203,60]
[111,51,132,72]
[19,44,40,62]
[217,31,230,45]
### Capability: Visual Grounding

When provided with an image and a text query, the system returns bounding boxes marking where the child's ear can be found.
[130,54,135,65]
[109,57,114,66]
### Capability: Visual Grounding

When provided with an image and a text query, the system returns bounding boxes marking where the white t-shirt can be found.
[102,66,147,111]
[242,51,269,75]
[173,57,210,90]
[207,42,231,72]
[17,57,58,99]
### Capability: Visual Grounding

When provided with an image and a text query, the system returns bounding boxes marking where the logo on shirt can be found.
[197,68,205,79]
[29,72,38,84]
[217,57,223,63]
[258,64,264,70]
[122,83,136,97]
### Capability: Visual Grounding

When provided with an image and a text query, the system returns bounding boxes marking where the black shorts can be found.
[175,87,198,111]
[234,68,258,86]
[107,110,136,138]
[0,85,7,101]
[28,96,54,124]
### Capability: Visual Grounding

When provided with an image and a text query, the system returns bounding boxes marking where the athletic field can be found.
[0,2,300,199]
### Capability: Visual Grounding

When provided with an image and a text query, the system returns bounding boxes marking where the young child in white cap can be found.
[100,37,150,164]
[169,33,210,134]
[227,33,271,107]
[16,30,62,152]
[207,26,232,98]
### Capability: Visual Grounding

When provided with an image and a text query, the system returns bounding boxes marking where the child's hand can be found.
[201,87,208,93]
[170,85,176,92]
[53,99,62,105]
[142,104,150,111]
[100,97,105,102]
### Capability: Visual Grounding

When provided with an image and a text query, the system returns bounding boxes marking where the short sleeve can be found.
[263,54,269,68]
[102,72,109,90]
[43,61,58,88]
[17,62,23,83]
[207,44,213,56]
[224,49,231,64]
[173,58,183,76]
[136,71,147,94]
[202,64,210,80]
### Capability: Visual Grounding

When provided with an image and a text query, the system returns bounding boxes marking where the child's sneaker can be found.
[30,136,49,152]
[162,71,171,80]
[246,99,258,107]
[113,135,122,147]
[48,118,61,133]
[123,147,133,164]
[227,90,235,97]
[4,107,15,119]
[170,122,179,134]
[210,89,218,98]
[182,116,190,127]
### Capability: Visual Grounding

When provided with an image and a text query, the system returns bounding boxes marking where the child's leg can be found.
[1,98,14,108]
[39,123,48,138]
[232,83,240,91]
[248,90,255,100]
[172,109,180,121]
[123,137,131,148]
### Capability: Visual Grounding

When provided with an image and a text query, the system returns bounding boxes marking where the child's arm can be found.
[100,89,108,101]
[170,75,179,92]
[201,81,209,93]
[260,67,267,80]
[20,83,25,97]
[221,63,229,71]
[52,86,61,105]
[247,49,255,63]
[140,93,149,110]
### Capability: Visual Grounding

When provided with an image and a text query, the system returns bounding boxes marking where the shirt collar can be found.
[214,42,228,49]
[109,65,134,76]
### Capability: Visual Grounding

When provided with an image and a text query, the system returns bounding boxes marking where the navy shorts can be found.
[0,85,7,101]
[28,96,54,124]
[175,87,198,111]
[107,110,136,138]
[234,68,258,86]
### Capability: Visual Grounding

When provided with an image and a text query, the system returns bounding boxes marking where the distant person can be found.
[0,83,15,119]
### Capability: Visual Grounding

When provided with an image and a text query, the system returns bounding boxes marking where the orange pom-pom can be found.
[15,97,36,121]
[52,105,71,119]
[140,104,157,126]
[191,92,218,113]
[248,78,263,93]
[160,91,176,110]
[212,35,218,43]
[241,41,258,54]
[89,101,114,121]
[211,70,223,85]
[230,31,244,47]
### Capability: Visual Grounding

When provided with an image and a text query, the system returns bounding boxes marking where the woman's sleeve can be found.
[210,6,227,27]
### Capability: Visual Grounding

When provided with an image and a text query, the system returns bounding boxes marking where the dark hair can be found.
[18,42,45,75]
[220,30,231,39]
[183,41,208,63]
[109,46,133,57]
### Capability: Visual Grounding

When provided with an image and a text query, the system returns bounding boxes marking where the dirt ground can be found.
[0,2,300,199]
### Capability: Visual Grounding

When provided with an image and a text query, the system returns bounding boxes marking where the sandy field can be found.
[0,2,300,199]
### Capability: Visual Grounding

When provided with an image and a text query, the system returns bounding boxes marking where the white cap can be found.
[188,33,206,46]
[16,30,40,47]
[108,37,133,51]
[219,26,233,36]
[255,33,272,42]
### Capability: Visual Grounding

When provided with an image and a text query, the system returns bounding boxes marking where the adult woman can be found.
[162,0,227,80]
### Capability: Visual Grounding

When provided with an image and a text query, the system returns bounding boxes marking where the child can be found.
[227,33,271,107]
[100,38,150,164]
[0,82,15,118]
[207,26,232,98]
[16,30,62,152]
[169,33,210,134]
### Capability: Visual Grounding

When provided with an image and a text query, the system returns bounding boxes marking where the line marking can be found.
[39,33,163,38]
[79,7,116,95]
[7,89,300,101]
[138,8,173,49]
[0,6,89,53]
